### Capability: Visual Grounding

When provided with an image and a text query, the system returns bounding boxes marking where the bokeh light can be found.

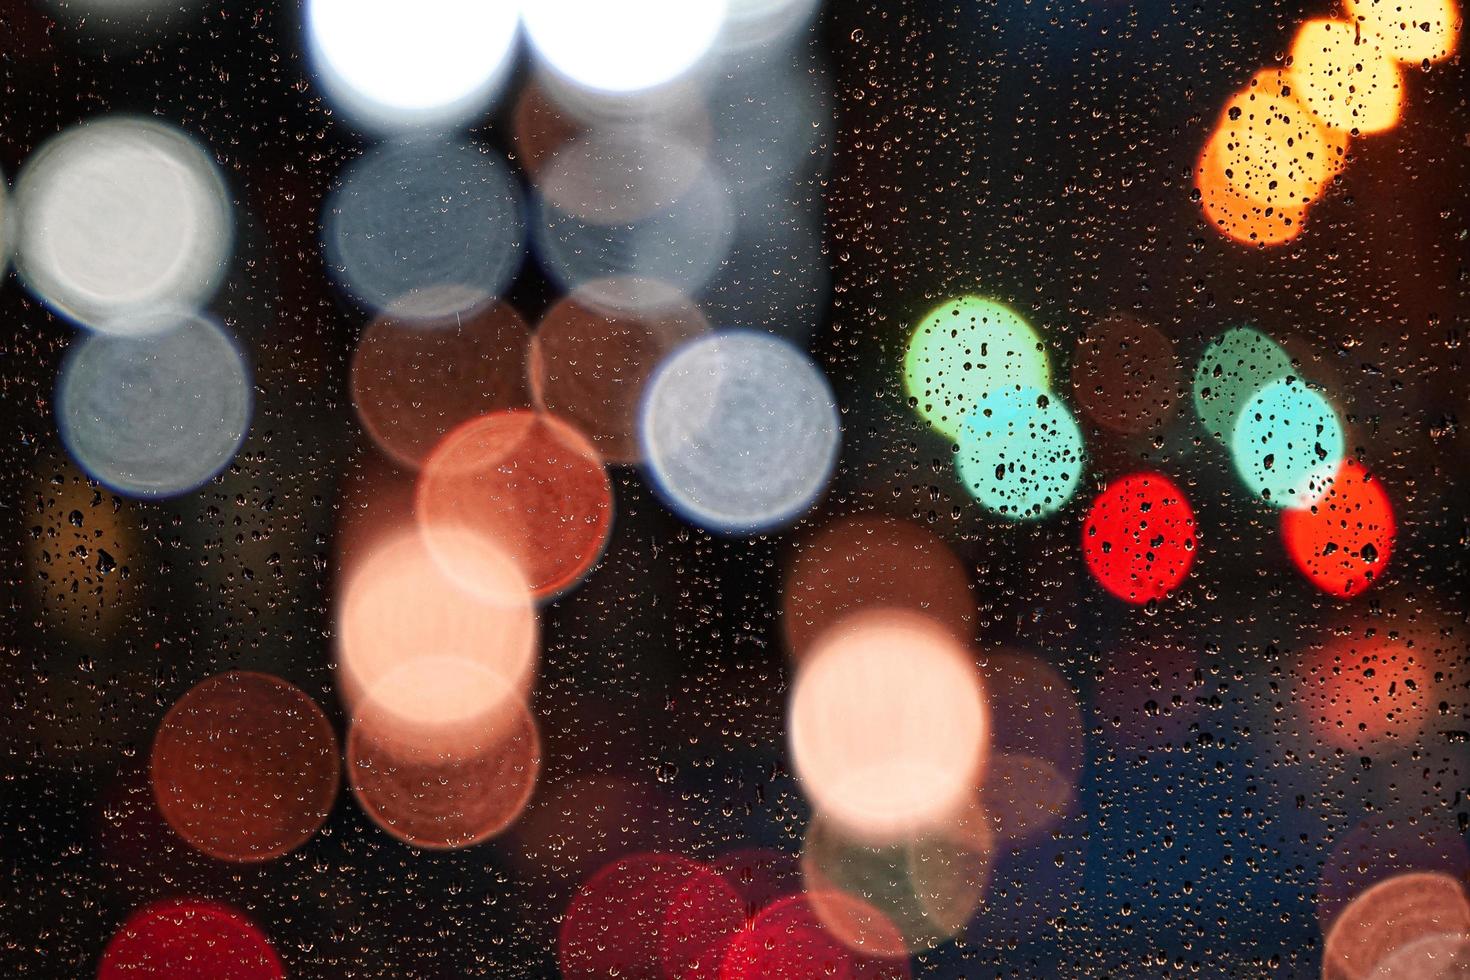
[336,527,538,726]
[1344,0,1460,62]
[14,116,233,333]
[522,0,728,95]
[801,813,992,954]
[1289,19,1404,135]
[417,410,613,598]
[347,667,541,850]
[903,296,1050,442]
[1322,872,1470,980]
[1213,68,1346,207]
[558,853,743,980]
[977,652,1084,844]
[718,891,911,979]
[954,385,1085,520]
[1070,313,1181,435]
[1192,325,1293,441]
[150,672,338,863]
[324,138,524,321]
[1299,626,1435,756]
[1195,137,1310,246]
[1230,375,1343,509]
[55,314,252,498]
[528,280,710,465]
[1281,459,1395,597]
[1081,472,1198,605]
[781,513,974,660]
[533,131,734,312]
[1368,932,1470,978]
[99,899,284,980]
[640,330,840,534]
[789,610,987,846]
[306,0,519,132]
[350,302,532,469]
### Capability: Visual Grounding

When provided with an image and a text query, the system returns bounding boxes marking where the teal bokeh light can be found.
[956,385,1084,520]
[1231,377,1343,509]
[1192,326,1292,442]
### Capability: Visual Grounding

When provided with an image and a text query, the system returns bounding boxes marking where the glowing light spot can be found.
[977,652,1084,845]
[1369,932,1470,978]
[559,853,744,980]
[718,0,823,52]
[788,610,987,846]
[801,814,992,955]
[347,663,541,850]
[955,385,1084,520]
[522,0,728,95]
[781,513,974,660]
[529,280,710,465]
[1195,137,1310,246]
[100,899,284,980]
[1323,872,1470,980]
[1230,376,1343,508]
[55,314,251,499]
[350,302,532,469]
[417,410,613,598]
[14,116,232,333]
[150,672,339,863]
[903,296,1050,442]
[1191,326,1292,441]
[324,138,524,321]
[1290,19,1405,135]
[640,331,839,534]
[717,892,911,979]
[306,0,519,132]
[533,133,734,313]
[1302,631,1434,756]
[1344,0,1460,63]
[336,527,537,726]
[1081,472,1198,605]
[1214,69,1347,206]
[1070,313,1182,435]
[1281,459,1395,597]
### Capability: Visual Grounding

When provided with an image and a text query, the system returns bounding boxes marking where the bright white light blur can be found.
[307,0,519,132]
[716,0,823,56]
[789,611,988,846]
[522,0,728,95]
[640,330,839,534]
[324,138,525,320]
[15,116,232,334]
[55,314,251,498]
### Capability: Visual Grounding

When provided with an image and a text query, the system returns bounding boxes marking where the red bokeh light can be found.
[99,899,284,980]
[1082,472,1198,605]
[558,853,742,980]
[718,892,911,980]
[1281,459,1395,599]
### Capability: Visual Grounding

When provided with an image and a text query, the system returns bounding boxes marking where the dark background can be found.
[1,0,1467,975]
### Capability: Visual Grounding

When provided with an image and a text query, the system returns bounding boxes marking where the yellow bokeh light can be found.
[1343,0,1460,63]
[1289,18,1404,134]
[1216,69,1347,207]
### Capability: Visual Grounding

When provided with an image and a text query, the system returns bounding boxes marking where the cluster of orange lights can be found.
[1196,0,1459,244]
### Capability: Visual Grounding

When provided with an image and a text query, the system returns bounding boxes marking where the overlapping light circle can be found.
[15,116,233,333]
[640,330,840,534]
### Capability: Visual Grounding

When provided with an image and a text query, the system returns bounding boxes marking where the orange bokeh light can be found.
[417,409,613,599]
[1216,68,1347,206]
[1322,871,1470,980]
[150,672,340,863]
[1196,135,1310,246]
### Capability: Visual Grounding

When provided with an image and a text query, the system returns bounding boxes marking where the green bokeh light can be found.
[903,296,1050,441]
[1192,326,1291,442]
